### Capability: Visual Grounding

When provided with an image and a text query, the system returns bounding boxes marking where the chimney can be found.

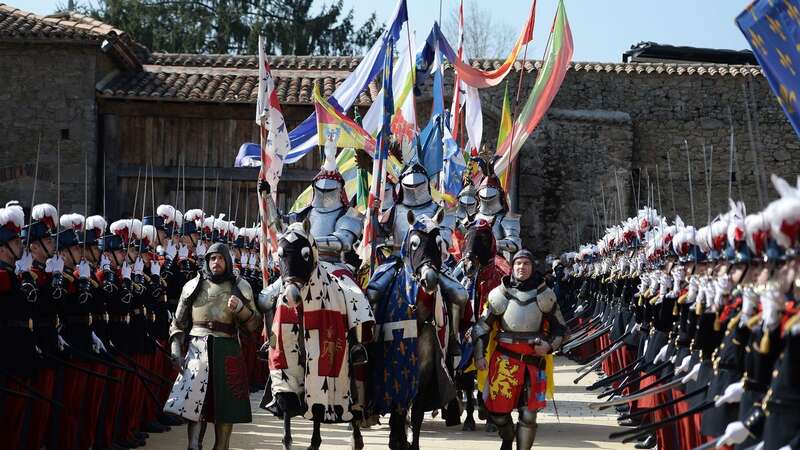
[68,0,75,11]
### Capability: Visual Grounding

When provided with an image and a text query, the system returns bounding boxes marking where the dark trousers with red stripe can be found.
[96,366,126,447]
[78,361,108,450]
[0,376,29,450]
[27,367,56,450]
[57,364,89,450]
[119,353,148,441]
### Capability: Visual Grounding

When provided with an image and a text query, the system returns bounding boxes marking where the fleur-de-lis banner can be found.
[737,0,800,136]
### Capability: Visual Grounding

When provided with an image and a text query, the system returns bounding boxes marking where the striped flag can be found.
[359,37,396,269]
[313,84,376,152]
[430,0,536,88]
[497,83,513,190]
[494,0,573,178]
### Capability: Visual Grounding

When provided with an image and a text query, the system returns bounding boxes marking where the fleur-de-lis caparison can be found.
[766,14,789,41]
[778,83,798,113]
[750,30,768,56]
[785,0,800,23]
[748,3,758,21]
[777,48,797,75]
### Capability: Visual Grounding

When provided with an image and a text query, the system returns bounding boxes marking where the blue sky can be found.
[14,0,754,62]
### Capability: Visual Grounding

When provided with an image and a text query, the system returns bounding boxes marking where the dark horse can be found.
[366,209,468,450]
[452,218,510,431]
[259,220,369,450]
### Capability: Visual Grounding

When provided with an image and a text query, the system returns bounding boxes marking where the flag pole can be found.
[506,0,537,214]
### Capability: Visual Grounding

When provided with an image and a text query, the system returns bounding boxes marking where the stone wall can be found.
[474,68,799,256]
[0,42,103,215]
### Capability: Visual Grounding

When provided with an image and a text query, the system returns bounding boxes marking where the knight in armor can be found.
[260,137,363,268]
[165,242,261,450]
[472,148,521,260]
[380,159,454,256]
[473,249,566,450]
[451,178,479,261]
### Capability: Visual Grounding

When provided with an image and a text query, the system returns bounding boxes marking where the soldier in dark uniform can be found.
[0,202,34,450]
[20,203,61,450]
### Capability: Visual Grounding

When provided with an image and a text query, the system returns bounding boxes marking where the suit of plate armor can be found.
[473,272,566,450]
[381,162,454,255]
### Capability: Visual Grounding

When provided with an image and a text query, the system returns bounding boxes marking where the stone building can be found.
[1,4,797,256]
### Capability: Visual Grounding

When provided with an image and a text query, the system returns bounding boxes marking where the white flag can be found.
[256,36,291,189]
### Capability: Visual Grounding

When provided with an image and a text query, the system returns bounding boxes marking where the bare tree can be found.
[442,0,517,59]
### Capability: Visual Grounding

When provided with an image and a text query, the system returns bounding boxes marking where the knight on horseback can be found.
[472,147,521,261]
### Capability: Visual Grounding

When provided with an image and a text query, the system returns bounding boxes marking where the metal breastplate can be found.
[392,202,439,252]
[190,279,235,337]
[499,288,545,334]
[308,207,343,240]
[308,207,345,262]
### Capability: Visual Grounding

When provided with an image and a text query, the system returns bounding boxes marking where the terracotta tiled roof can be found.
[469,58,764,77]
[0,4,119,41]
[145,53,764,78]
[146,52,363,71]
[98,64,379,105]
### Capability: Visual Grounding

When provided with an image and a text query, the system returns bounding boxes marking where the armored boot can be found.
[490,413,514,450]
[516,409,538,450]
[186,420,203,450]
[212,423,233,450]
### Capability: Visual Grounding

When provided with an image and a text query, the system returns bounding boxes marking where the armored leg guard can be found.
[186,420,202,450]
[490,412,514,448]
[516,408,538,450]
[212,423,233,450]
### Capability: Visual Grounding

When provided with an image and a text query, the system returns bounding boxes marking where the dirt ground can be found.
[145,356,628,450]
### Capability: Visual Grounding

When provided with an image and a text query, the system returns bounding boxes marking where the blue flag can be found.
[412,115,444,177]
[737,0,800,136]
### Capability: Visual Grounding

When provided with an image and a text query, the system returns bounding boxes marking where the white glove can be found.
[248,253,257,269]
[676,354,693,374]
[78,260,91,279]
[715,380,745,406]
[91,331,108,354]
[57,335,67,352]
[761,287,784,332]
[14,250,33,274]
[178,244,189,260]
[741,287,758,324]
[121,262,132,280]
[195,242,207,258]
[133,257,144,275]
[681,362,701,384]
[151,260,161,277]
[654,344,669,364]
[670,265,685,297]
[713,275,732,311]
[99,254,111,271]
[165,241,178,260]
[719,421,750,446]
[45,255,64,274]
[685,276,699,305]
[240,252,248,267]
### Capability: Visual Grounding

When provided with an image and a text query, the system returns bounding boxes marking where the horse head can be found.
[462,218,497,277]
[403,208,446,295]
[276,219,317,304]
